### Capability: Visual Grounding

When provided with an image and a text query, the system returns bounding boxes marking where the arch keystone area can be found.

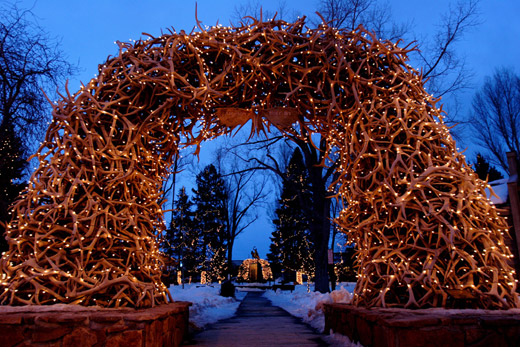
[0,17,518,309]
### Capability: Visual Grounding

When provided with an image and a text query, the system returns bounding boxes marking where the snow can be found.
[263,283,355,332]
[323,332,364,347]
[169,283,246,329]
[263,283,362,346]
[168,282,361,345]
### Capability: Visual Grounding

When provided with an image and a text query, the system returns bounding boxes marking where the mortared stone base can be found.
[0,302,191,347]
[324,303,520,347]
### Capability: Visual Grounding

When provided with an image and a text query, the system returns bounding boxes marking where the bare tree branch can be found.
[213,139,269,270]
[232,0,295,26]
[0,2,77,152]
[414,0,480,97]
[316,0,409,41]
[468,67,520,173]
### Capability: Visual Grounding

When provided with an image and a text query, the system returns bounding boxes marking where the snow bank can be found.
[263,283,362,346]
[169,284,245,329]
[322,332,364,347]
[263,283,355,332]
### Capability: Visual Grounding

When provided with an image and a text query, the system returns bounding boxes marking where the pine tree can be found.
[267,148,314,278]
[163,187,202,278]
[474,153,504,182]
[0,126,27,252]
[192,164,228,280]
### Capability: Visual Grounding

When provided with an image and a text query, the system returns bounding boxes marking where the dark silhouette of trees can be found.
[469,68,520,173]
[0,3,76,252]
[233,0,292,25]
[473,153,504,182]
[413,0,480,97]
[0,3,76,145]
[289,135,337,292]
[163,154,266,282]
[0,125,26,252]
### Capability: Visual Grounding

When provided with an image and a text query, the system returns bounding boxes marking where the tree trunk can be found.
[329,216,337,291]
[310,168,331,293]
[227,239,234,277]
[293,136,333,293]
[312,223,330,292]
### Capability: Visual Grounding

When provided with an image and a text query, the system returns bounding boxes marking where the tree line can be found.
[161,150,317,284]
[162,165,229,282]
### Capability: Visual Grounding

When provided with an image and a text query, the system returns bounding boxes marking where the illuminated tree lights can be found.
[267,148,315,277]
[0,16,518,309]
[238,259,273,281]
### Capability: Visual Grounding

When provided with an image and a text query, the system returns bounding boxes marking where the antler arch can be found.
[0,17,518,309]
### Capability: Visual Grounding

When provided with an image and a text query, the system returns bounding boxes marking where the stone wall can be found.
[324,303,520,347]
[0,302,191,347]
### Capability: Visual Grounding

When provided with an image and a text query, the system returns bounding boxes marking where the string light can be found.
[238,259,273,281]
[0,15,517,310]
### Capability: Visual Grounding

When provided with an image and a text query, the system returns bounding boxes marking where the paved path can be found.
[186,291,329,346]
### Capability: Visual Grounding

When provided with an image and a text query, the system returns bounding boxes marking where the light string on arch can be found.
[0,14,517,309]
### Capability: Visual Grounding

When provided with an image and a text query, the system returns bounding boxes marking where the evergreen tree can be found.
[474,153,504,182]
[0,126,27,252]
[192,164,228,280]
[163,187,202,278]
[267,148,314,277]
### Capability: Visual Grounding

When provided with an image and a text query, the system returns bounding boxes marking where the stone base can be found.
[0,302,191,347]
[324,303,520,347]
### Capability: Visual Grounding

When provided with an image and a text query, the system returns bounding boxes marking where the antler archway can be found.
[0,17,518,309]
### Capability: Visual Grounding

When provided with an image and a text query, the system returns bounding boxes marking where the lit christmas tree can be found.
[0,126,27,253]
[268,148,314,278]
[192,164,228,281]
[164,187,202,280]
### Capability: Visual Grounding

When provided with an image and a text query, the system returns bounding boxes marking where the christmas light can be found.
[238,259,273,281]
[0,15,516,310]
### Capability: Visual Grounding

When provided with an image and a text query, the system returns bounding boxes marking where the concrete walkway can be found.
[186,291,329,346]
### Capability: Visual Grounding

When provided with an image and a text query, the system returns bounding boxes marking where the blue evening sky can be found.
[14,0,520,259]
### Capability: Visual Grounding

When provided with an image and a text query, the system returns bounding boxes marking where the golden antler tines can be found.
[0,17,517,309]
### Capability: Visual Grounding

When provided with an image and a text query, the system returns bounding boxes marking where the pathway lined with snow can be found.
[186,291,329,346]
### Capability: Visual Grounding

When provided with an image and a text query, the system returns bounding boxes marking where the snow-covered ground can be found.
[263,283,355,332]
[169,282,361,346]
[263,283,361,346]
[169,283,246,330]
